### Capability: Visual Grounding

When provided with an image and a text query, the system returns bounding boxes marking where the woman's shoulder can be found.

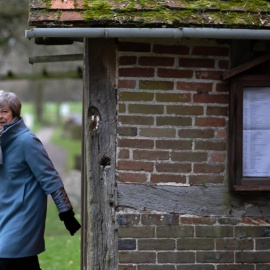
[19,129,42,145]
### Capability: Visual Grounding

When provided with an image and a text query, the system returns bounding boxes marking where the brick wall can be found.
[116,39,270,269]
[117,40,229,186]
[117,213,270,270]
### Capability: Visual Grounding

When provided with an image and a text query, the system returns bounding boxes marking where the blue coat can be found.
[0,118,63,258]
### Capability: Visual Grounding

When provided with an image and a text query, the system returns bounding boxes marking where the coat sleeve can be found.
[51,187,73,213]
[23,133,64,195]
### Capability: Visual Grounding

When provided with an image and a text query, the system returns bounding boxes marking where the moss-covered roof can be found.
[29,0,270,29]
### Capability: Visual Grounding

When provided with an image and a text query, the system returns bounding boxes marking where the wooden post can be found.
[81,38,117,270]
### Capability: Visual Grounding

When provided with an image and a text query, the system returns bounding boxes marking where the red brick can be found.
[157,68,193,78]
[118,115,154,126]
[119,265,136,270]
[194,93,229,104]
[167,105,203,115]
[118,42,151,52]
[118,172,147,183]
[119,68,154,77]
[189,175,224,185]
[158,251,195,263]
[139,56,174,66]
[236,251,270,263]
[218,60,229,69]
[211,152,226,162]
[119,226,155,238]
[256,264,270,270]
[177,81,213,92]
[140,128,176,138]
[196,226,233,237]
[237,217,270,226]
[171,151,207,162]
[118,138,154,149]
[139,80,174,90]
[118,80,136,89]
[156,163,191,173]
[178,58,215,68]
[193,46,229,56]
[118,160,153,172]
[139,265,175,270]
[133,150,170,160]
[180,216,216,225]
[118,126,137,136]
[129,104,164,114]
[177,238,214,250]
[119,56,137,65]
[156,139,192,150]
[156,93,191,103]
[119,104,126,113]
[197,251,234,263]
[141,214,179,225]
[156,116,192,126]
[120,91,154,101]
[117,213,140,225]
[216,238,253,250]
[217,129,227,139]
[235,226,270,238]
[206,106,228,116]
[195,117,226,127]
[119,251,156,263]
[218,217,237,225]
[118,149,129,159]
[178,129,215,138]
[157,225,194,238]
[195,140,226,151]
[151,174,186,184]
[153,44,189,55]
[138,239,175,250]
[194,163,225,173]
[196,70,223,80]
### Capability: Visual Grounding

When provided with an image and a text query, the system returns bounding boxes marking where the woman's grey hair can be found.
[0,90,21,118]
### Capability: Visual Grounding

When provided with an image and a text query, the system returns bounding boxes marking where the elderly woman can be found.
[0,90,80,270]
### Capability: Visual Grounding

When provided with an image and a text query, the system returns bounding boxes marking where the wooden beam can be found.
[118,183,230,215]
[29,54,83,64]
[223,52,270,80]
[0,70,82,80]
[118,183,270,216]
[82,38,117,270]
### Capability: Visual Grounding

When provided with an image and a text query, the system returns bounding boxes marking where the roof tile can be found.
[29,0,270,29]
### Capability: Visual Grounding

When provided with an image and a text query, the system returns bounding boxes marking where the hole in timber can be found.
[100,155,111,167]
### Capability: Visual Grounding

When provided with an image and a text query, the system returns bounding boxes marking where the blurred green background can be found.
[22,102,82,270]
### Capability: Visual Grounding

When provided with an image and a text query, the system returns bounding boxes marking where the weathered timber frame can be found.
[81,38,117,270]
[230,75,270,191]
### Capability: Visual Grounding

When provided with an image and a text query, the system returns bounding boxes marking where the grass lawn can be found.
[39,202,81,270]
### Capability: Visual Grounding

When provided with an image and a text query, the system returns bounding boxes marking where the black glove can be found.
[59,209,81,236]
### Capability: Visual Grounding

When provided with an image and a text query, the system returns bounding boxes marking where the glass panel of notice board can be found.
[242,87,270,178]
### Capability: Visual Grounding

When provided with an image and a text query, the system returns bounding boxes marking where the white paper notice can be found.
[243,87,270,177]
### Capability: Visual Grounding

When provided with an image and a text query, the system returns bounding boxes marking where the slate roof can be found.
[29,0,270,29]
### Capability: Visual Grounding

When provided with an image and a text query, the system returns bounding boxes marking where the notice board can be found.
[229,75,270,191]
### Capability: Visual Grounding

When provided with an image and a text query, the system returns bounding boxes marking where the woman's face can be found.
[0,105,13,130]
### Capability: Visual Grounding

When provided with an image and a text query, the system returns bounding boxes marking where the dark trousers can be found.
[0,256,41,270]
